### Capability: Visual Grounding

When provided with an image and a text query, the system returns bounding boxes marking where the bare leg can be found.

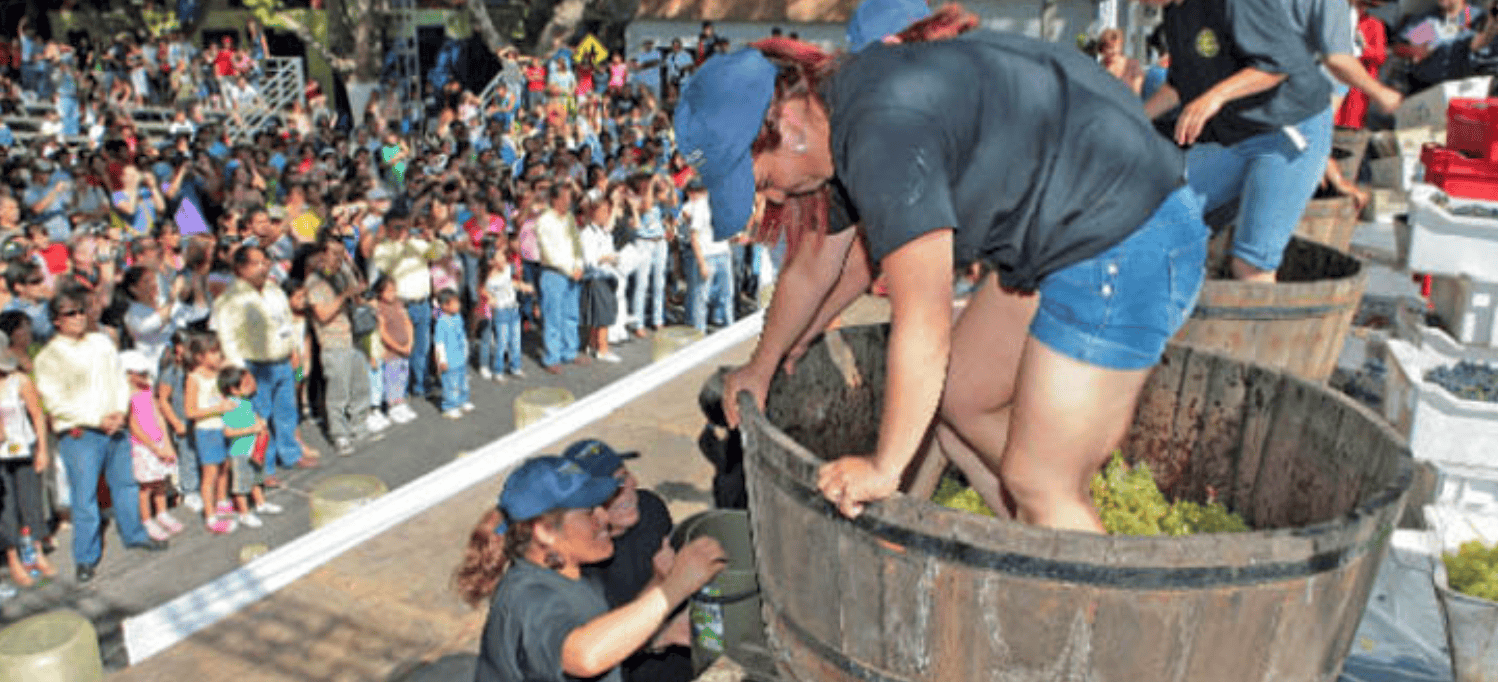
[936,272,1039,507]
[1231,256,1277,283]
[200,464,220,522]
[999,339,1152,533]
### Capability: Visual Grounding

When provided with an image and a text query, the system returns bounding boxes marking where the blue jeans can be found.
[440,367,470,411]
[631,238,669,329]
[247,359,302,476]
[59,429,149,566]
[405,299,433,397]
[1031,186,1208,371]
[1184,107,1333,272]
[540,269,581,367]
[481,307,523,373]
[175,432,198,495]
[689,253,736,332]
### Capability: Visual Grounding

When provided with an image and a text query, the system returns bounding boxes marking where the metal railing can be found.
[208,56,307,143]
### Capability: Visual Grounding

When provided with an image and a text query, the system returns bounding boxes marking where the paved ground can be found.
[0,316,738,670]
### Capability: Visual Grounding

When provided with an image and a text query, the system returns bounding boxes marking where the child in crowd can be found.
[374,276,417,423]
[183,333,237,534]
[0,330,54,587]
[433,289,473,420]
[283,277,321,459]
[479,236,528,381]
[219,366,283,528]
[156,330,202,511]
[579,199,621,362]
[123,350,182,541]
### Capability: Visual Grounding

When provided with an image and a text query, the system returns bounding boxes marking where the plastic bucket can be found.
[674,509,762,674]
[0,610,103,682]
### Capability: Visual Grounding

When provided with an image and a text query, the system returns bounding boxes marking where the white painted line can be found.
[122,314,764,664]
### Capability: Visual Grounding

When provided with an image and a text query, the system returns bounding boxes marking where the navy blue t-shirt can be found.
[823,30,1186,291]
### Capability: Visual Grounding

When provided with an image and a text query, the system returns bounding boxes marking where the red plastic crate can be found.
[1422,143,1498,201]
[1447,98,1498,159]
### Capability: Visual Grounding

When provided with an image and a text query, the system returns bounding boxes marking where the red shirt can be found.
[524,64,546,92]
[464,214,506,250]
[36,244,69,275]
[214,50,236,77]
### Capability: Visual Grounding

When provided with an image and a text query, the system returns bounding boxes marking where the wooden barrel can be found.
[1181,236,1367,383]
[1293,196,1361,251]
[732,325,1411,682]
[1333,127,1372,181]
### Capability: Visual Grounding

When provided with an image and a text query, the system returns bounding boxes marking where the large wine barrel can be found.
[734,325,1411,682]
[1294,196,1361,251]
[1180,236,1367,383]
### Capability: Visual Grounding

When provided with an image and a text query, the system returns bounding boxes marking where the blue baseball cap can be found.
[674,49,778,240]
[498,455,620,522]
[847,0,932,52]
[563,439,641,477]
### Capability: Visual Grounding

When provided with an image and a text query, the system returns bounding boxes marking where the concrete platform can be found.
[112,336,754,681]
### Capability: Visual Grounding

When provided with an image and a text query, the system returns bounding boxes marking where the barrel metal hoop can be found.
[771,611,909,682]
[1190,302,1354,321]
[754,457,1375,590]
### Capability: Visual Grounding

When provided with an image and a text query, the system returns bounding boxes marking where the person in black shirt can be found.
[682,6,1207,533]
[1142,0,1332,282]
[569,439,694,682]
[454,455,725,682]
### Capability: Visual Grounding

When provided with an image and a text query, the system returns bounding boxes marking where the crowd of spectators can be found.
[0,19,776,590]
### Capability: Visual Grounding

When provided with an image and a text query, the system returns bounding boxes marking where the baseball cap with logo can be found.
[673,49,778,241]
[498,455,620,526]
[563,439,641,477]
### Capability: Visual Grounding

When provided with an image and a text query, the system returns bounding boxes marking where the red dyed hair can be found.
[747,4,979,253]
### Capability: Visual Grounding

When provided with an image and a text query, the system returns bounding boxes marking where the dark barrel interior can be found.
[738,325,1413,682]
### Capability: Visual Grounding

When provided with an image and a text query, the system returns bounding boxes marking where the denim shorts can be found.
[1184,106,1333,271]
[194,427,227,466]
[1030,186,1208,370]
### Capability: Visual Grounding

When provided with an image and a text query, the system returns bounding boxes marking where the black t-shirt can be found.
[1161,0,1331,146]
[822,30,1186,291]
[583,490,673,608]
[476,559,622,682]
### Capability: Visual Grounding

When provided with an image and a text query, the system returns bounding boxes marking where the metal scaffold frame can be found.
[389,0,424,131]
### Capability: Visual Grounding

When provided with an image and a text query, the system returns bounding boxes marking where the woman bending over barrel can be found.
[455,455,726,682]
[700,7,1208,533]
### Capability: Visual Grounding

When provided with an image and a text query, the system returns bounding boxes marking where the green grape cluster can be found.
[1443,540,1498,602]
[928,453,1250,536]
[1090,452,1249,536]
[932,475,997,517]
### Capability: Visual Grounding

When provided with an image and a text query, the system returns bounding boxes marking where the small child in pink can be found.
[123,351,183,541]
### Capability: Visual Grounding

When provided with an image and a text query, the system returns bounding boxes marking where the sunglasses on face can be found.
[55,309,84,318]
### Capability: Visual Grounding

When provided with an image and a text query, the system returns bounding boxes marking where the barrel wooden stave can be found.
[740,333,1411,682]
[1179,237,1368,383]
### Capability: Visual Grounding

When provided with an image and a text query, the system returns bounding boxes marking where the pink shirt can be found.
[430,259,463,296]
[517,217,541,263]
[130,389,164,446]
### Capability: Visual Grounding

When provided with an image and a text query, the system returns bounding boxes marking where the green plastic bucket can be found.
[0,610,103,682]
[674,509,762,674]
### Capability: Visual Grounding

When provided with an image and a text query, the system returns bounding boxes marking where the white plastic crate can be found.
[1401,183,1498,281]
[1396,76,1494,131]
[1429,273,1498,347]
[1383,330,1498,470]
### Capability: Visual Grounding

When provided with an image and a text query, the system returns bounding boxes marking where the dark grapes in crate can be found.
[1426,361,1498,402]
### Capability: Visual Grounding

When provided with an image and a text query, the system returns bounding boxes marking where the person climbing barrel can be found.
[692,6,1209,534]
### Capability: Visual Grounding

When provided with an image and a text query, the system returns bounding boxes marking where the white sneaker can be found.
[461,402,477,413]
[366,412,390,433]
[442,408,464,420]
[143,518,171,541]
[491,372,507,383]
[389,404,415,424]
[479,367,493,380]
[182,491,205,513]
[509,369,526,379]
[336,437,356,456]
[256,502,284,515]
[400,403,420,422]
[238,512,264,529]
[596,351,622,363]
